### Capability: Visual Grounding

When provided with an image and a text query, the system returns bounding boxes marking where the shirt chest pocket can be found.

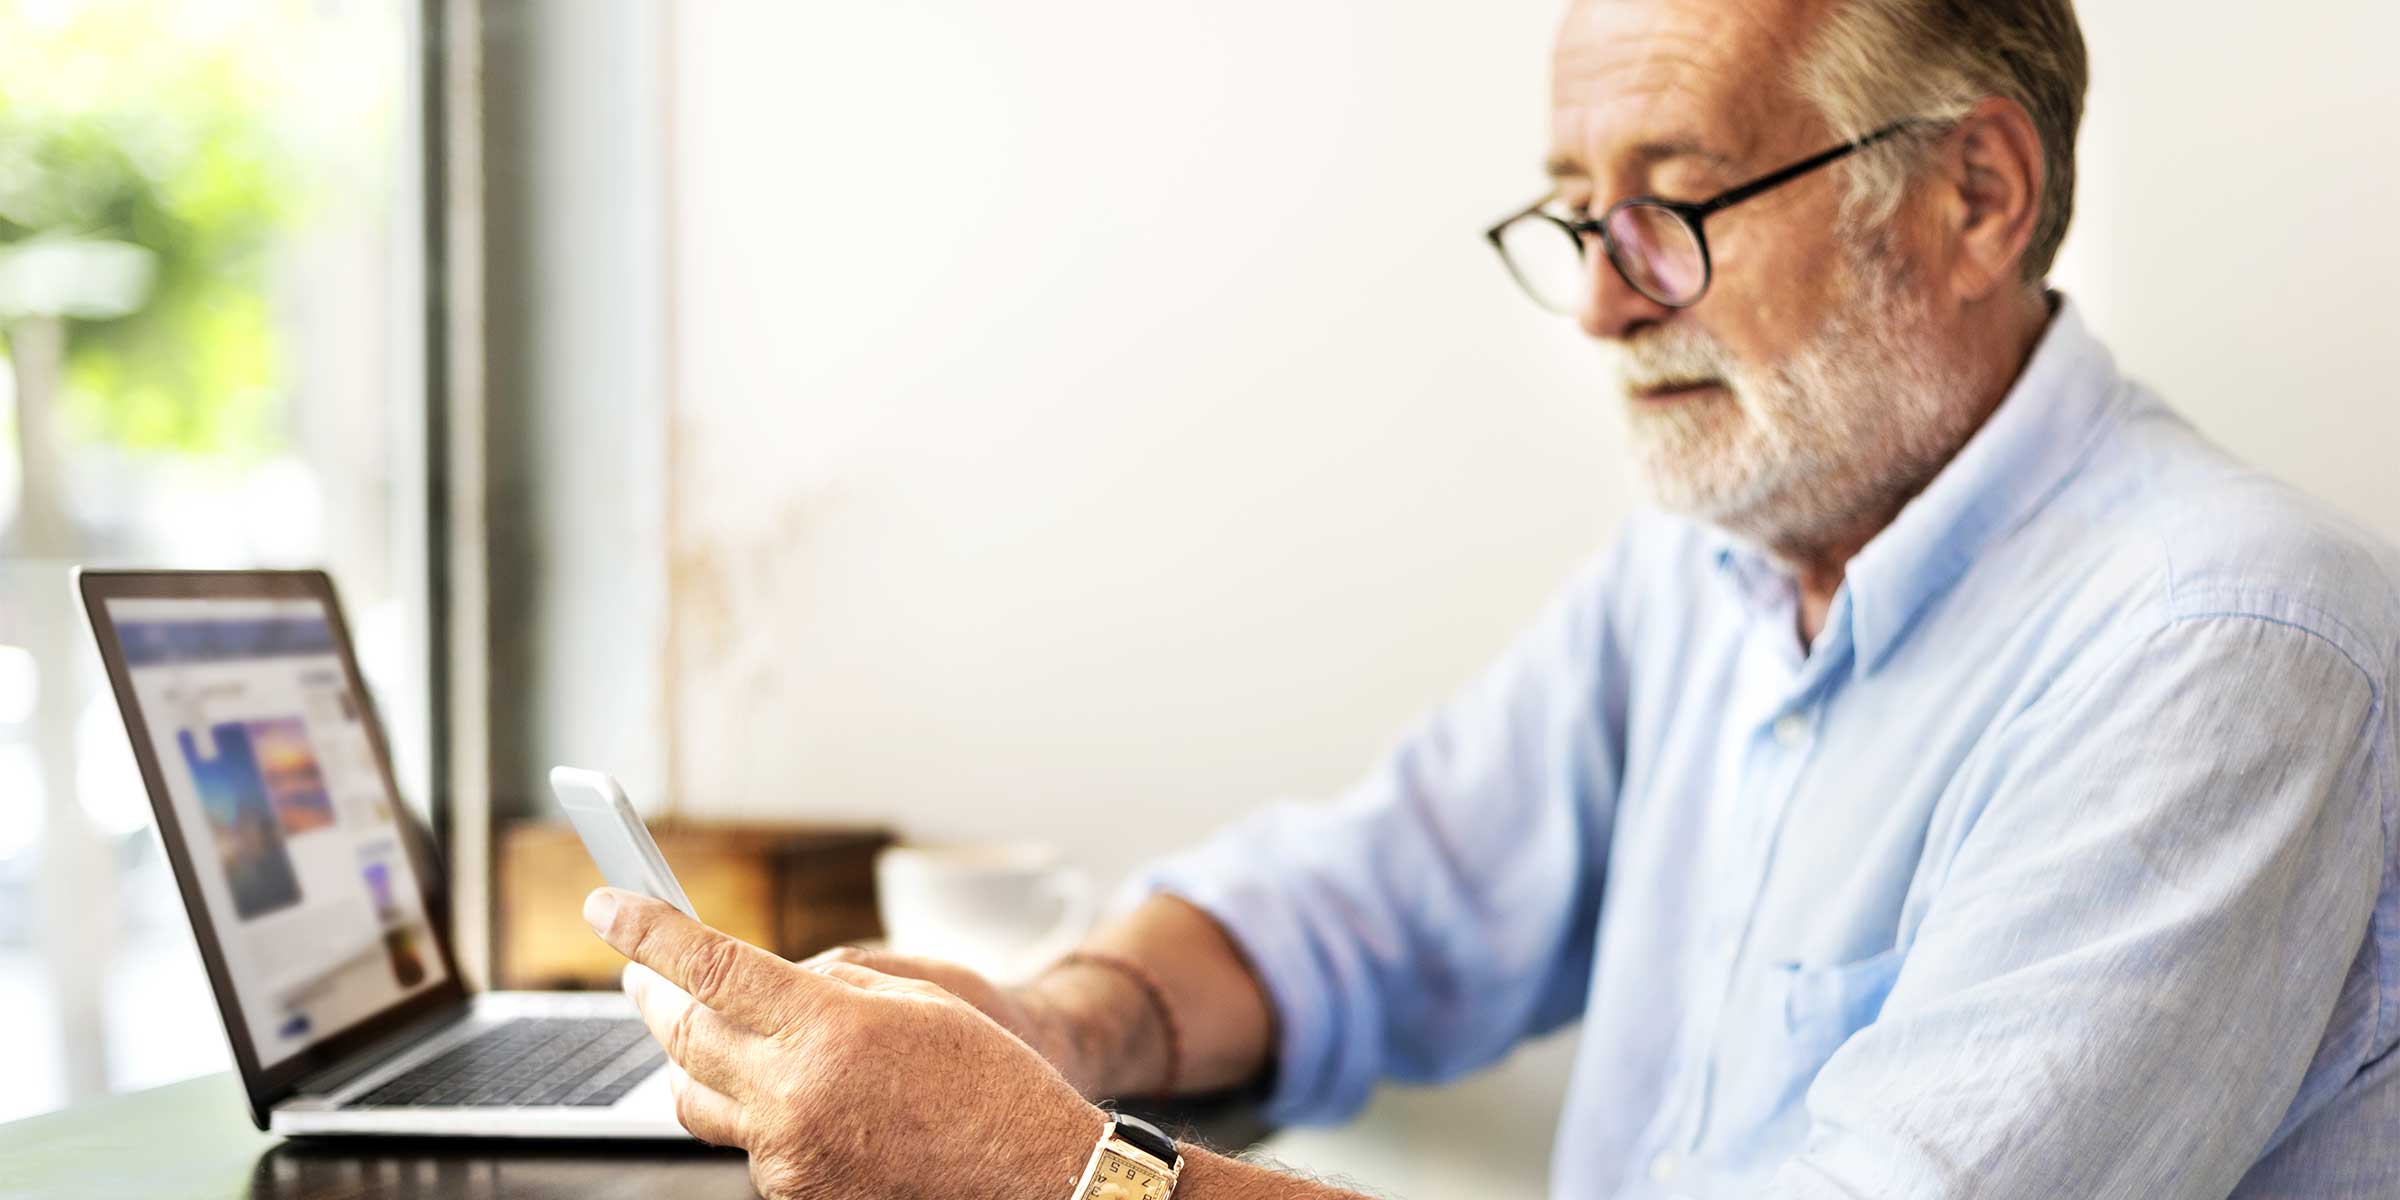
[1701,946,1907,1151]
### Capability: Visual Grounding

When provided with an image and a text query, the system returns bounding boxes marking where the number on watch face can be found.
[1085,1150,1171,1200]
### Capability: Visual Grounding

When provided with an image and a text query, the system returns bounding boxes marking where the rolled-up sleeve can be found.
[1131,558,1628,1125]
[1775,613,2388,1198]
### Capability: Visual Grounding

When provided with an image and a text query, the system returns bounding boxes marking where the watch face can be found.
[1082,1149,1173,1200]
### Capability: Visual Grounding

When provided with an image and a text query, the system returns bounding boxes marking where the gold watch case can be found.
[1072,1120,1183,1200]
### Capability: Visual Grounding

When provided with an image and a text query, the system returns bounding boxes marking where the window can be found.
[0,0,431,1122]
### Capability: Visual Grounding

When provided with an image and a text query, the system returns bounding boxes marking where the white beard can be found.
[1617,245,1982,559]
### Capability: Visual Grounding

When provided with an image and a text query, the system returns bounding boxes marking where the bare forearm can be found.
[1019,893,1277,1098]
[1177,1148,1376,1200]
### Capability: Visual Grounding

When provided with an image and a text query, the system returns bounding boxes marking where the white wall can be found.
[652,2,2398,1194]
[2052,2,2400,518]
[661,0,1624,847]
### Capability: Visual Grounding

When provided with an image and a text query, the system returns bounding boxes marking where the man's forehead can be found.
[1548,0,1832,175]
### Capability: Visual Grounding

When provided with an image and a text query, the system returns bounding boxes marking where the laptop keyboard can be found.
[351,1017,666,1109]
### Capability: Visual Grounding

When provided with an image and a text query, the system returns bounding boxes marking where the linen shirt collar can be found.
[1708,297,2127,675]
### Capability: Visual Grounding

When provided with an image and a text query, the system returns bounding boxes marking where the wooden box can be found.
[498,820,893,991]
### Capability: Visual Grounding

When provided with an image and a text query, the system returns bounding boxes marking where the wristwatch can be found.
[1069,1112,1183,1200]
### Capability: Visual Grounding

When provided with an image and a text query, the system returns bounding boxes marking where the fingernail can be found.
[583,888,618,935]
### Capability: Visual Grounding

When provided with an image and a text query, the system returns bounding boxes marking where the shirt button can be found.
[1649,1153,1679,1184]
[1772,712,1811,748]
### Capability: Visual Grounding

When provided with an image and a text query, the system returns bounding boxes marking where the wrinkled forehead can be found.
[1549,0,1831,177]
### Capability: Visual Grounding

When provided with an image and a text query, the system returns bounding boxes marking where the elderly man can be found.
[584,0,2400,1195]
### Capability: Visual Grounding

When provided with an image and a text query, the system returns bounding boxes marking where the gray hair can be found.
[1791,0,2090,283]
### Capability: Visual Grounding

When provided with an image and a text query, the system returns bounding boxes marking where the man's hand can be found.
[798,945,1118,1095]
[811,896,1279,1103]
[798,946,1039,1043]
[585,888,1103,1200]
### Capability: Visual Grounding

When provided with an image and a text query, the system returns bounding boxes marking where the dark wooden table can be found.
[0,1072,1270,1199]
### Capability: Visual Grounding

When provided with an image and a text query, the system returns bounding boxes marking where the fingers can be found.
[799,944,903,972]
[802,945,988,999]
[814,960,955,1002]
[586,888,833,1034]
[801,944,955,979]
[664,1062,746,1148]
[624,962,773,1101]
[803,946,951,985]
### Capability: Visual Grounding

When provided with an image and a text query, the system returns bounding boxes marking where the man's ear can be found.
[1935,96,2045,301]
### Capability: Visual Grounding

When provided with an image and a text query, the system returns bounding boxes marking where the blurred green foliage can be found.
[0,0,295,461]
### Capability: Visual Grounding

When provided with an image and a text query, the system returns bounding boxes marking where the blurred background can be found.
[2,1,2394,1195]
[0,0,431,1130]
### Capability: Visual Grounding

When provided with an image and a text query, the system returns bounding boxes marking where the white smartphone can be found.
[550,766,698,920]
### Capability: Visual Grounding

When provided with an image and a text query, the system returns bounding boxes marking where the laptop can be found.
[78,568,686,1139]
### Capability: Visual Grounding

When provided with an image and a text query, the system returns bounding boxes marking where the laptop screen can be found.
[100,593,450,1069]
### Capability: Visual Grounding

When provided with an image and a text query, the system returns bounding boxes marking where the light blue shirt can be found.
[1138,301,2400,1198]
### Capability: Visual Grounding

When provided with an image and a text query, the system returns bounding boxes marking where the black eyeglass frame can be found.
[1486,120,1930,311]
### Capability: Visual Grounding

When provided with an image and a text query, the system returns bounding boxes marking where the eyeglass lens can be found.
[1493,216,1588,315]
[1602,203,1708,307]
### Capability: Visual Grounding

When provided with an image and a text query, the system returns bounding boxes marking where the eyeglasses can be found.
[1485,121,1926,313]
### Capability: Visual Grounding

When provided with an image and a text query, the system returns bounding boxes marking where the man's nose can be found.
[1577,238,1675,342]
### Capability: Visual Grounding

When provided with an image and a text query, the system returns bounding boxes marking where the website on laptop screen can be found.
[105,595,448,1068]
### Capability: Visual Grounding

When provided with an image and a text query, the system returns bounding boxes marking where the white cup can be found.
[874,842,1096,983]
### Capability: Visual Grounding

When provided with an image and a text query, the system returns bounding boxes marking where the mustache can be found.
[1620,327,1740,393]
